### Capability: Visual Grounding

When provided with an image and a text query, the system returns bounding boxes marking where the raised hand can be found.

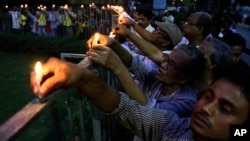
[87,45,123,74]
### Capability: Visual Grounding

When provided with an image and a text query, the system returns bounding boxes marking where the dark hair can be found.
[196,12,212,38]
[137,8,155,20]
[206,37,232,70]
[152,15,163,22]
[177,44,207,81]
[221,32,246,51]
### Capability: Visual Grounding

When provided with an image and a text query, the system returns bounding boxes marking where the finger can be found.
[87,37,93,48]
[39,72,65,97]
[88,50,101,59]
[91,45,107,50]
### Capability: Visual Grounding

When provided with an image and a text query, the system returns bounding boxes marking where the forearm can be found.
[111,41,133,68]
[113,65,148,105]
[128,33,163,64]
[77,69,120,113]
[131,22,151,41]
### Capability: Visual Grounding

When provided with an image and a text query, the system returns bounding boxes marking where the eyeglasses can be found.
[184,19,201,26]
[161,54,177,70]
[152,28,170,40]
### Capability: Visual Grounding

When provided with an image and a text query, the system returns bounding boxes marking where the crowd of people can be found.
[3,3,250,141]
[0,5,112,39]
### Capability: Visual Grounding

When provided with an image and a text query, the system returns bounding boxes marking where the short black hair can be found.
[136,8,154,20]
[212,64,250,126]
[221,32,246,50]
[177,44,207,81]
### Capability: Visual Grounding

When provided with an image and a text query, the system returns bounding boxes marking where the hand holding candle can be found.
[110,5,135,23]
[78,33,100,67]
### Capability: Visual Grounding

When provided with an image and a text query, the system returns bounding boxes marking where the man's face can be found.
[191,78,249,140]
[137,14,150,28]
[182,13,201,40]
[156,49,189,85]
[230,45,243,64]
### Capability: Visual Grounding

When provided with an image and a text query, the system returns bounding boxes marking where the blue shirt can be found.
[129,55,197,117]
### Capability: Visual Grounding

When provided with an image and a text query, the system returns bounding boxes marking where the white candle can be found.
[35,61,42,98]
[78,33,99,67]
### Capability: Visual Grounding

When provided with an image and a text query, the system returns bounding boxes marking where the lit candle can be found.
[109,31,116,38]
[35,61,42,98]
[92,33,100,46]
[78,33,100,67]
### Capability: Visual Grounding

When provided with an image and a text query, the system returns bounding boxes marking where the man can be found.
[8,6,21,34]
[30,56,250,141]
[193,37,232,94]
[136,9,155,33]
[162,10,174,23]
[119,16,182,54]
[221,32,247,66]
[180,12,213,46]
[87,42,206,116]
[127,8,155,55]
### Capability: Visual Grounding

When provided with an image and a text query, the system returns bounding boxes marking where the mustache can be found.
[194,112,212,129]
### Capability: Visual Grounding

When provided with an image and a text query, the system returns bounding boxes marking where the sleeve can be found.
[155,87,197,117]
[128,55,149,81]
[105,92,177,141]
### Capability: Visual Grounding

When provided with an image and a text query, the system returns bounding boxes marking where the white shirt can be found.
[9,11,21,29]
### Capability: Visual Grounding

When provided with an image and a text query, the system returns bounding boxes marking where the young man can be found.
[221,32,247,66]
[30,56,250,141]
[136,8,155,33]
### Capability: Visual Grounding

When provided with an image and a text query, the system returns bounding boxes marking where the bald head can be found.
[194,12,213,37]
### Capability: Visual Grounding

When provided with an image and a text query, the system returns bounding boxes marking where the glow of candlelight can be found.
[92,33,100,47]
[109,31,116,38]
[35,61,42,97]
[64,4,68,10]
[78,33,99,67]
[35,62,42,80]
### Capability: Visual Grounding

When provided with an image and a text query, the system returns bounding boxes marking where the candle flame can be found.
[93,33,100,46]
[109,31,116,38]
[35,61,42,79]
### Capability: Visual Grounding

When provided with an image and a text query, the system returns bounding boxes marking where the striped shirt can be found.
[107,93,195,141]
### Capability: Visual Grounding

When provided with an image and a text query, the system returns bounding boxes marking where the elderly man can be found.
[180,12,213,46]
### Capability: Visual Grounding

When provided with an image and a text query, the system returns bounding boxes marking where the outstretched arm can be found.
[113,24,163,64]
[118,16,152,41]
[30,57,120,113]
